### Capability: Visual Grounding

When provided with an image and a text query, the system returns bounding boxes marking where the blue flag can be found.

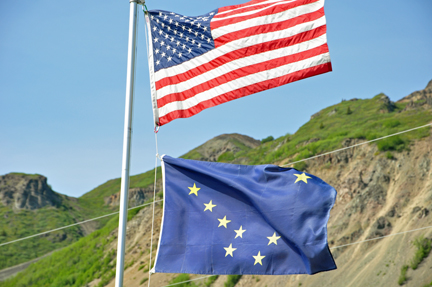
[152,155,337,275]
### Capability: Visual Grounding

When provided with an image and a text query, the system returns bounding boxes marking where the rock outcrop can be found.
[0,173,61,210]
[183,133,260,162]
[104,186,159,208]
[398,79,432,110]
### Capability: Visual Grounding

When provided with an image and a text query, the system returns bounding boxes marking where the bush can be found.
[386,152,394,160]
[377,136,407,151]
[261,136,274,144]
[225,275,242,287]
[218,151,235,162]
[168,274,196,287]
[398,265,409,285]
[410,236,432,270]
[383,119,401,128]
[346,106,352,115]
[294,161,307,172]
[205,275,218,286]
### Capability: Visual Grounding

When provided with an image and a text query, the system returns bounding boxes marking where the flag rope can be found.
[148,131,160,287]
[281,123,432,167]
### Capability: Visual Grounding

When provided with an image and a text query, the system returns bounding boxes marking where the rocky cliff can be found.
[183,133,261,162]
[0,173,62,210]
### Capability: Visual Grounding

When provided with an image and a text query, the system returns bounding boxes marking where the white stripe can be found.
[157,34,328,101]
[214,0,310,23]
[215,0,296,19]
[212,0,323,39]
[154,15,326,82]
[158,52,330,117]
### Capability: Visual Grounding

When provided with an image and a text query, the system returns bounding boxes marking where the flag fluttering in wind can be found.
[145,0,332,126]
[151,155,337,275]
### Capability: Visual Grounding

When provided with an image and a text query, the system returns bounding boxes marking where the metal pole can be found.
[115,1,139,286]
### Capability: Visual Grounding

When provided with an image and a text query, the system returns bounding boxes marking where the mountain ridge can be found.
[1,78,431,286]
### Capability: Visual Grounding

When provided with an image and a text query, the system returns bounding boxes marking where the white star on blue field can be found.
[148,10,217,71]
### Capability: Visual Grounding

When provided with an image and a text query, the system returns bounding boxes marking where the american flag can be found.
[145,0,332,126]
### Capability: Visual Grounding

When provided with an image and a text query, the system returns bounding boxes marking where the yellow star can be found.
[267,232,281,245]
[234,226,246,239]
[188,183,201,196]
[217,216,231,228]
[253,251,265,266]
[224,243,237,257]
[294,173,312,184]
[203,200,216,212]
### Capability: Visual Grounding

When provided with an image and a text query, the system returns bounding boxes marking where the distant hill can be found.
[1,79,432,286]
[0,131,261,273]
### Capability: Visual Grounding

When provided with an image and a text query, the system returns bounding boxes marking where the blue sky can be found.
[1,0,431,197]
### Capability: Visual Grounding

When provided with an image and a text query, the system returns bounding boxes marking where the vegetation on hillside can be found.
[221,95,431,166]
[0,207,146,287]
[398,235,432,285]
[0,202,83,269]
[0,167,162,270]
[1,88,431,286]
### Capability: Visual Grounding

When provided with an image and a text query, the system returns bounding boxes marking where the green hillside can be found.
[1,82,431,286]
[0,202,83,269]
[0,168,163,270]
[233,94,431,169]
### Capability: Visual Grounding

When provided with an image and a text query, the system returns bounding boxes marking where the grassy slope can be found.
[0,202,83,269]
[234,95,431,168]
[0,167,162,270]
[1,93,431,286]
[0,206,144,287]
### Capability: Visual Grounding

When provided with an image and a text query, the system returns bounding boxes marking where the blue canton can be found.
[148,10,217,72]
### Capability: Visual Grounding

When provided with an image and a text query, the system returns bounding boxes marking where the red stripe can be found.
[215,8,324,47]
[214,0,317,20]
[158,62,332,126]
[156,25,327,91]
[217,0,268,14]
[212,0,318,30]
[157,44,329,108]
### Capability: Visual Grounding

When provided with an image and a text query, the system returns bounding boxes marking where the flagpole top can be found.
[130,0,145,4]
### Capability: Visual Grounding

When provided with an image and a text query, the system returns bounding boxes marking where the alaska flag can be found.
[152,155,337,275]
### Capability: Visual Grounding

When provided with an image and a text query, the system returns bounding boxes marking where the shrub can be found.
[410,236,432,270]
[346,106,352,115]
[205,275,218,286]
[261,136,275,144]
[294,161,307,172]
[225,275,242,287]
[398,265,409,285]
[377,136,406,151]
[168,274,196,287]
[386,152,394,160]
[218,151,235,162]
[383,119,401,128]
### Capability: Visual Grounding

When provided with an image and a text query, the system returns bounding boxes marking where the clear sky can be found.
[1,0,431,197]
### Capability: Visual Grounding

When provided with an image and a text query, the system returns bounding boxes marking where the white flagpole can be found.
[115,1,142,286]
